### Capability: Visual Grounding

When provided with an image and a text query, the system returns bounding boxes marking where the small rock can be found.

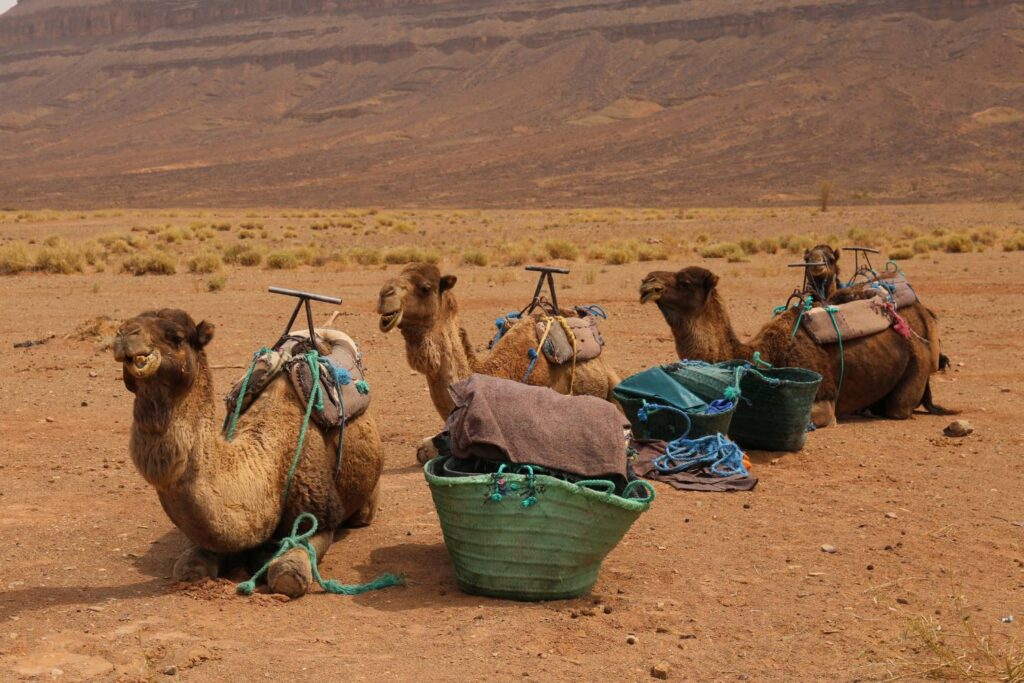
[1002,615,1014,624]
[896,597,909,605]
[742,503,751,509]
[944,420,973,438]
[570,610,579,619]
[162,665,178,676]
[626,635,638,645]
[867,564,874,571]
[81,401,88,407]
[821,544,837,554]
[603,605,613,614]
[656,626,669,634]
[85,605,104,612]
[1000,387,1011,393]
[885,512,898,519]
[651,662,670,679]
[45,417,55,423]
[88,371,98,378]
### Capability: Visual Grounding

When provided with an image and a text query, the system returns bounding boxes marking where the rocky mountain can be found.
[1,0,1022,208]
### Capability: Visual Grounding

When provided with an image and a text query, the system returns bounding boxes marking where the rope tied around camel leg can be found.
[237,513,405,596]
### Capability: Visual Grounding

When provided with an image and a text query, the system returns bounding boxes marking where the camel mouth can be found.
[639,286,664,304]
[379,309,403,333]
[125,350,161,378]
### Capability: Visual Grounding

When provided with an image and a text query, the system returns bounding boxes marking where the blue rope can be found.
[577,304,608,319]
[824,305,845,399]
[654,432,749,478]
[522,348,540,383]
[491,311,521,346]
[325,360,349,479]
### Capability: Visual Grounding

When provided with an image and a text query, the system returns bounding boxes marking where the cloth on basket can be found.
[630,440,758,492]
[446,374,630,480]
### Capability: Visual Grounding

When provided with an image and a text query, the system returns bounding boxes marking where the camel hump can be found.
[223,328,370,436]
[533,315,605,365]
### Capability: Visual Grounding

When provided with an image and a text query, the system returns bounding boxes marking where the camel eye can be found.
[419,283,433,294]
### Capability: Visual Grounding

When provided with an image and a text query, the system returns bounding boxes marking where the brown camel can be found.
[112,308,383,598]
[639,266,952,426]
[377,265,620,458]
[802,244,841,301]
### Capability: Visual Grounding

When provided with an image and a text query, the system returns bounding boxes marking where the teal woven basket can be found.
[425,458,654,601]
[615,364,737,441]
[616,394,734,441]
[728,365,822,451]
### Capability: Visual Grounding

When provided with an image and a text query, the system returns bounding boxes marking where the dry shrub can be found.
[188,252,223,274]
[121,251,176,275]
[543,239,579,261]
[0,242,31,274]
[497,241,534,267]
[590,239,641,265]
[212,222,232,231]
[159,226,188,243]
[969,228,998,247]
[738,238,761,255]
[584,269,597,285]
[1002,231,1024,252]
[383,246,440,265]
[348,247,382,266]
[903,597,1023,682]
[35,238,84,274]
[781,234,815,255]
[888,246,915,260]
[943,233,973,254]
[222,244,263,266]
[818,180,833,212]
[699,242,742,259]
[846,227,879,247]
[913,236,941,254]
[265,249,313,270]
[461,249,489,267]
[637,243,669,261]
[207,274,227,292]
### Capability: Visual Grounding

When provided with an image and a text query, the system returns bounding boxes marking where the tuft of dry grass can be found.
[0,242,32,274]
[943,233,973,254]
[1002,231,1024,252]
[461,249,489,267]
[898,597,1023,682]
[35,238,84,274]
[888,246,915,260]
[383,246,440,265]
[818,180,833,212]
[207,273,227,292]
[188,251,223,274]
[543,239,579,261]
[121,251,177,275]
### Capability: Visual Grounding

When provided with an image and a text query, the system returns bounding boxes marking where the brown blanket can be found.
[446,374,629,480]
[630,440,758,492]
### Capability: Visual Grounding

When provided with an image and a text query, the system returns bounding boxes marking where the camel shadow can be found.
[0,579,167,621]
[129,529,188,579]
[347,542,471,611]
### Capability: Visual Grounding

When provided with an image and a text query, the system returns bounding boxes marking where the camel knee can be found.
[267,547,313,598]
[811,400,836,428]
[349,481,380,528]
[416,436,439,464]
[172,545,221,583]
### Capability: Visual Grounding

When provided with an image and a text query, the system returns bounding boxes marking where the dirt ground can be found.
[1,206,1022,682]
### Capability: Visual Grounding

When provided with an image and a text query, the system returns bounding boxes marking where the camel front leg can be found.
[416,436,439,464]
[811,399,836,428]
[172,543,223,582]
[266,530,333,599]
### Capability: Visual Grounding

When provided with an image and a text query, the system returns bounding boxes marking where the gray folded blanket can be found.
[446,374,630,480]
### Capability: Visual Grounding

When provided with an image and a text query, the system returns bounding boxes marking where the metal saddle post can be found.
[787,259,828,302]
[523,265,570,315]
[843,246,881,284]
[268,286,342,352]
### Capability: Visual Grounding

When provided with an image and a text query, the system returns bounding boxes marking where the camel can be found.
[639,266,953,427]
[112,308,383,598]
[802,244,841,302]
[377,264,620,458]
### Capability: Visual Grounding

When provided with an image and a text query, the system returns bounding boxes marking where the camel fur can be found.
[112,309,383,598]
[639,266,953,427]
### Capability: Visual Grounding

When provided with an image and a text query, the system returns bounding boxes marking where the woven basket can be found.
[728,365,822,451]
[616,394,734,441]
[425,458,653,601]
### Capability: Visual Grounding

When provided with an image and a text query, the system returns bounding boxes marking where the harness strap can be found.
[554,315,578,394]
[522,316,555,384]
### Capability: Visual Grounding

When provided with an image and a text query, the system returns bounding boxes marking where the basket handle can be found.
[623,479,656,502]
[574,479,616,494]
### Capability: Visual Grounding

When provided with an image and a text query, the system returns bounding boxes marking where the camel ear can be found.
[192,320,215,349]
[702,271,719,293]
[439,275,457,293]
[832,247,840,262]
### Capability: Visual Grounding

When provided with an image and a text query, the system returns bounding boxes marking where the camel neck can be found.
[400,293,475,417]
[663,292,750,363]
[129,360,287,552]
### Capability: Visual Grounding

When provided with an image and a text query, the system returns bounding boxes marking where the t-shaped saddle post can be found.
[268,286,342,351]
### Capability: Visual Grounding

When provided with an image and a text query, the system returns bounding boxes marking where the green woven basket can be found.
[728,365,822,451]
[616,395,734,441]
[424,458,654,601]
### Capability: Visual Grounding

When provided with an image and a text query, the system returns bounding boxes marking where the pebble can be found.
[626,635,638,645]
[651,662,670,679]
[603,606,613,614]
[81,401,88,407]
[88,371,98,378]
[943,420,973,438]
[885,512,898,519]
[162,665,178,676]
[821,544,837,554]
[896,597,909,605]
[45,417,55,423]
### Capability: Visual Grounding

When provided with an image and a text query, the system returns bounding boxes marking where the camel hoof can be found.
[267,549,312,599]
[811,400,836,428]
[172,547,220,582]
[416,437,438,465]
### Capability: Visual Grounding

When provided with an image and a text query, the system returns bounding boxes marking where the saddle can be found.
[802,295,908,345]
[224,328,370,433]
[492,307,606,365]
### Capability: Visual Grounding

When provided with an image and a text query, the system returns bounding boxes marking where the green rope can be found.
[280,350,324,509]
[825,305,845,400]
[225,347,271,441]
[751,351,773,369]
[236,512,405,596]
[790,295,814,340]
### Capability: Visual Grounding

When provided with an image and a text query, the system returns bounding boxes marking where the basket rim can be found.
[424,458,654,511]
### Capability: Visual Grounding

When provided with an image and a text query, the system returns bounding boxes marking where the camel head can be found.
[639,267,720,314]
[113,309,215,398]
[803,244,840,286]
[377,264,457,333]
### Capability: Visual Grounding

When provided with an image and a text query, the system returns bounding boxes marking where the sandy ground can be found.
[0,209,1022,682]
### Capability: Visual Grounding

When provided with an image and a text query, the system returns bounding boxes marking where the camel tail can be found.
[921,381,958,416]
[938,353,951,371]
